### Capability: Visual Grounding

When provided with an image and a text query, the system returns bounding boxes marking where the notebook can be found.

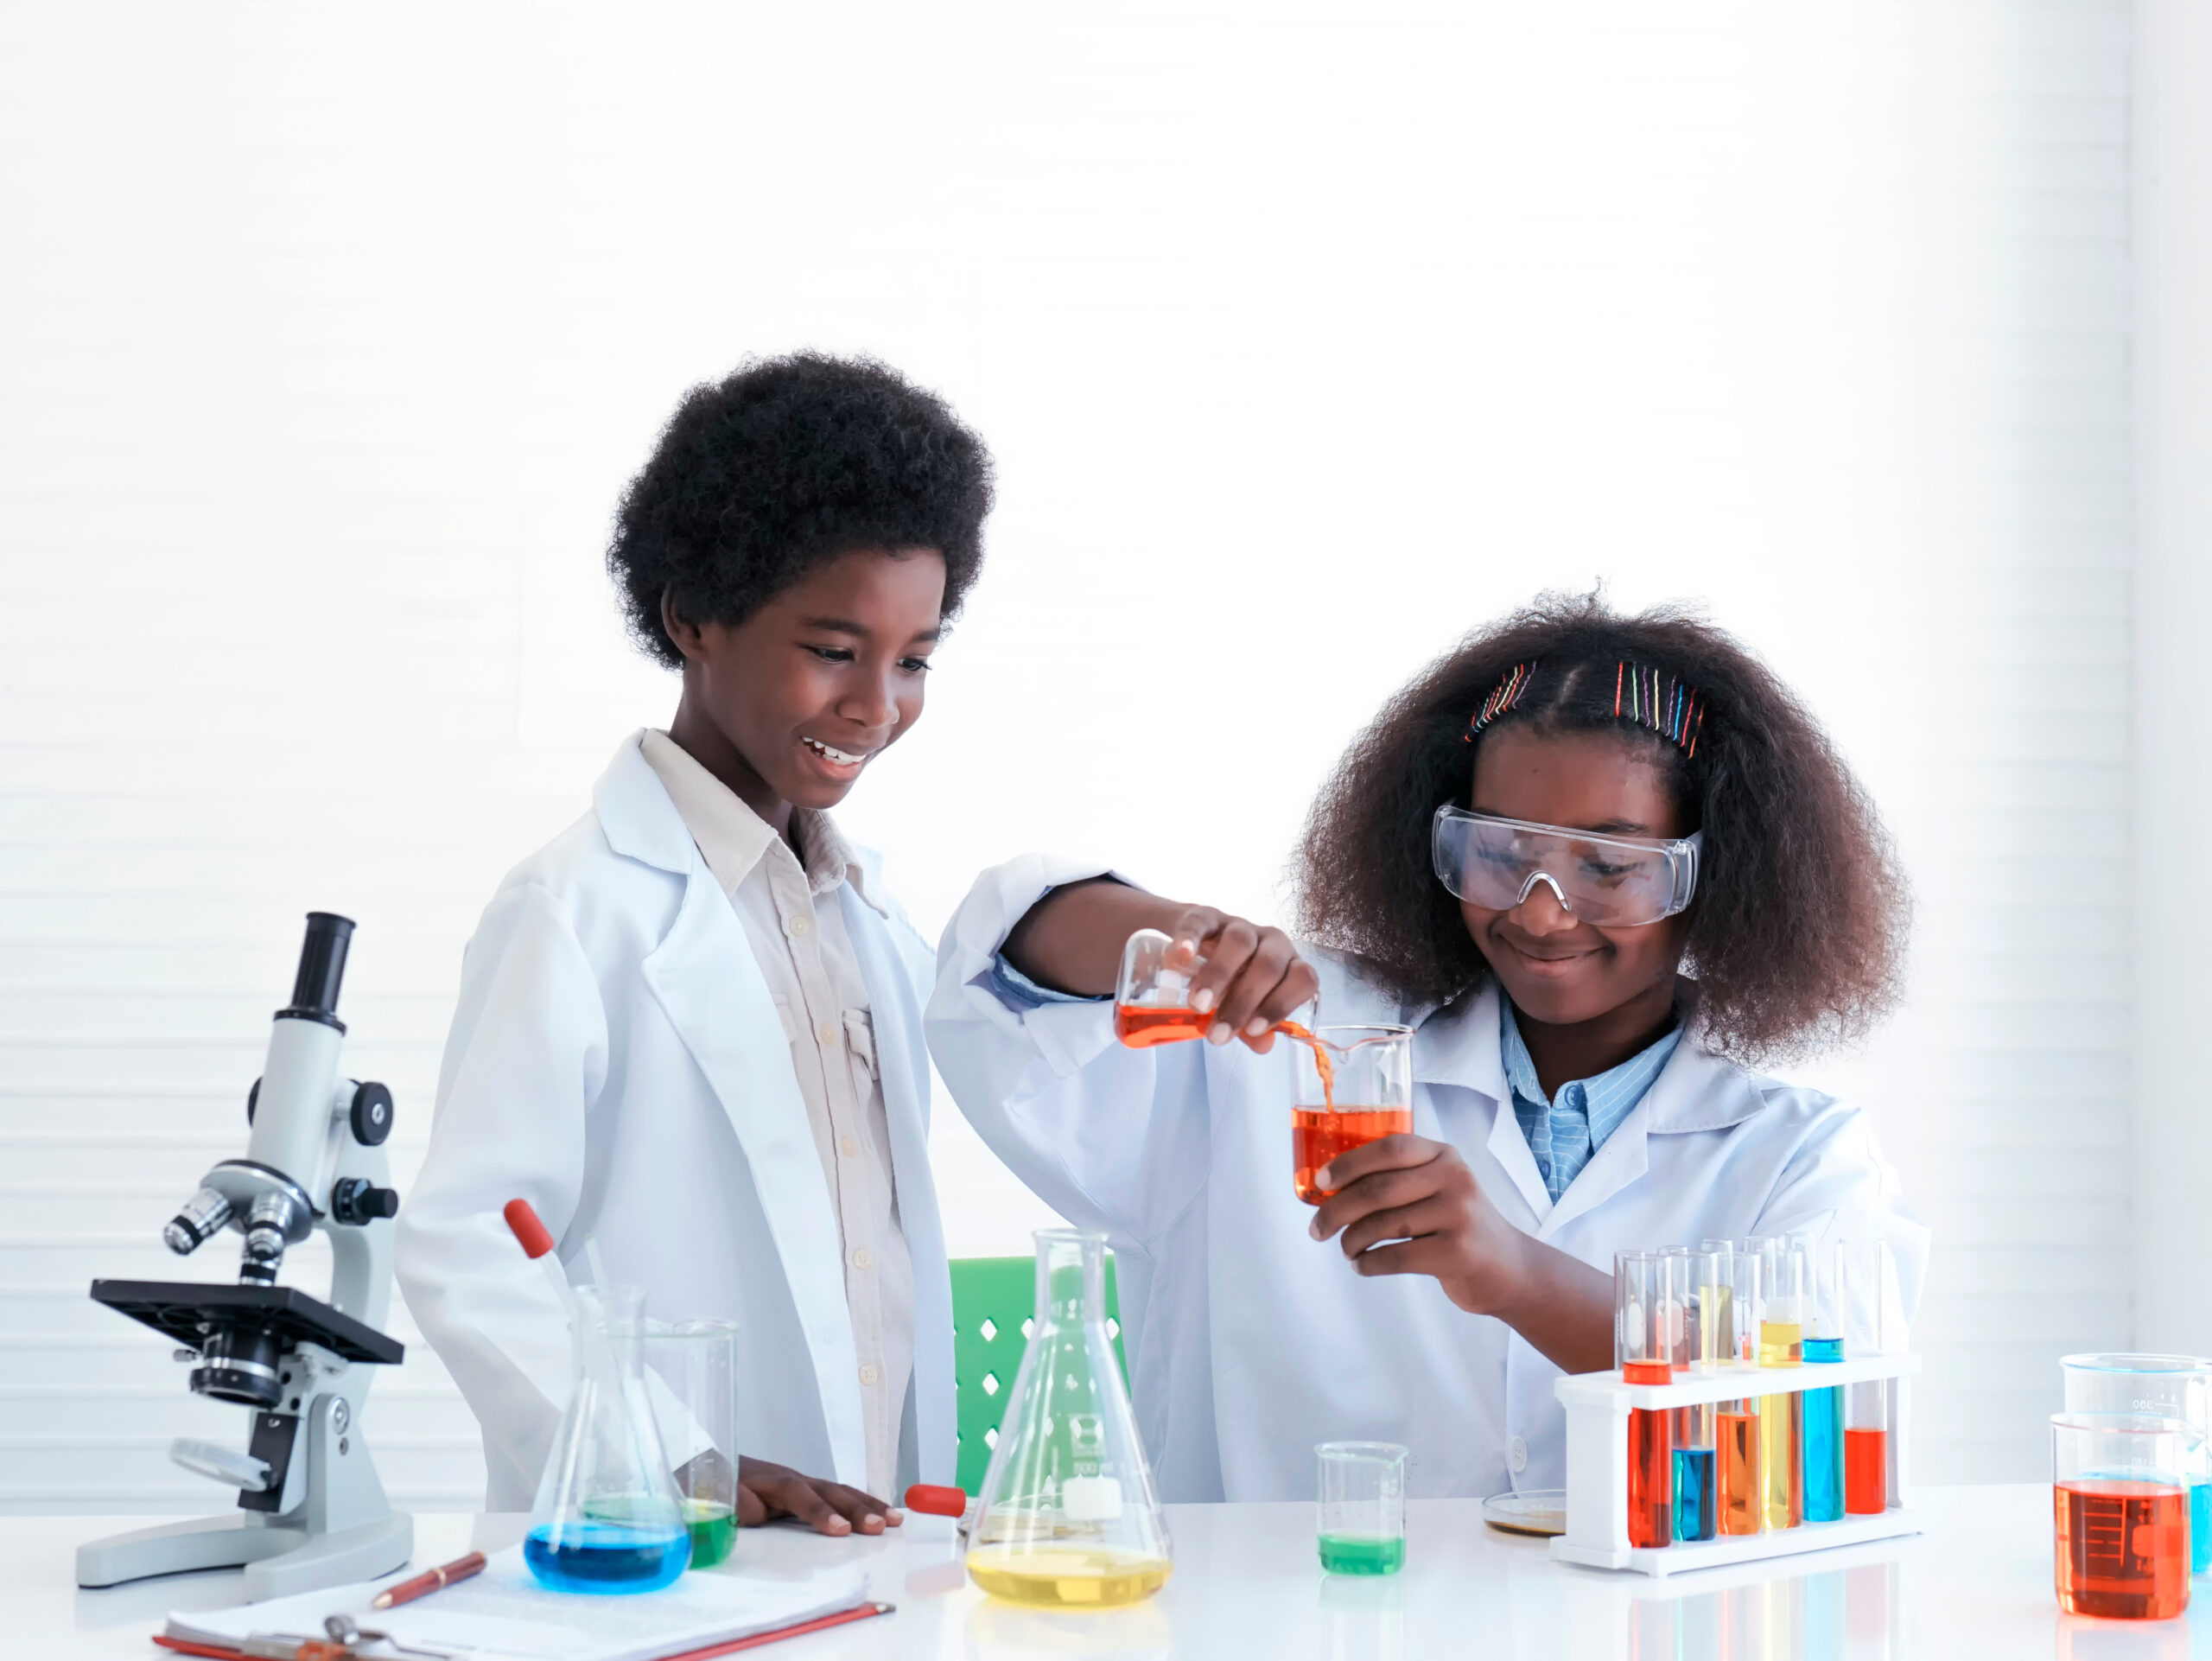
[161,1548,872,1661]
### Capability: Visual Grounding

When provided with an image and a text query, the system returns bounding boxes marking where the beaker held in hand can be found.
[526,1283,690,1594]
[967,1230,1172,1607]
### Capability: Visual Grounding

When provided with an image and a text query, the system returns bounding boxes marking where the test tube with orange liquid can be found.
[2051,1413,2192,1620]
[1716,1244,1765,1535]
[1115,929,1412,1205]
[1617,1251,1675,1549]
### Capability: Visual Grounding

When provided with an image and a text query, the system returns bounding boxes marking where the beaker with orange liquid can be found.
[1289,1024,1414,1206]
[2051,1413,2191,1620]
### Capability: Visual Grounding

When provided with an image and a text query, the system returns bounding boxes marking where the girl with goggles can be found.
[927,596,1924,1505]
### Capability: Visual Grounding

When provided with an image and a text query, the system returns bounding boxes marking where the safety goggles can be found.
[1431,806,1701,927]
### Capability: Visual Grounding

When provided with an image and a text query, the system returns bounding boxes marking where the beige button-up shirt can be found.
[640,730,914,1498]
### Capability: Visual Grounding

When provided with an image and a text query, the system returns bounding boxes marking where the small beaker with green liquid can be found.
[643,1318,742,1570]
[1317,1441,1407,1575]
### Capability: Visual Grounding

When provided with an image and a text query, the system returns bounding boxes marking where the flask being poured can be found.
[966,1229,1172,1607]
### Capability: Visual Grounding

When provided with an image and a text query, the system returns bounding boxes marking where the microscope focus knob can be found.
[350,1081,394,1146]
[330,1178,401,1225]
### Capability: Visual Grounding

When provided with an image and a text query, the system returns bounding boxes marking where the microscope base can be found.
[74,1511,413,1600]
[76,1390,412,1601]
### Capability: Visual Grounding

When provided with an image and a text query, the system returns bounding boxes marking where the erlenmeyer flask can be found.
[526,1284,690,1594]
[967,1230,1172,1607]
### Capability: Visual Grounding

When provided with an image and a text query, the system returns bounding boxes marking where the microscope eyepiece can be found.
[280,912,355,1027]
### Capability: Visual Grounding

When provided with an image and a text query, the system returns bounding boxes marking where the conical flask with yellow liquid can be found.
[966,1229,1172,1607]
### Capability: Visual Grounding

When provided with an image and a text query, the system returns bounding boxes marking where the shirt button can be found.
[1510,1435,1529,1473]
[816,1018,838,1047]
[859,1364,880,1387]
[852,1246,874,1270]
[838,1136,860,1159]
[786,913,813,938]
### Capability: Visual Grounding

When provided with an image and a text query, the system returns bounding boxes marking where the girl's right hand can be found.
[1159,907,1319,1052]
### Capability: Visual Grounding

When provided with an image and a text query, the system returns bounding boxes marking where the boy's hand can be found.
[736,1456,903,1536]
[1160,906,1319,1053]
[1303,1135,1528,1311]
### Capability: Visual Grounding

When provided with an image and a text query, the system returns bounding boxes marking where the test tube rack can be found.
[1550,1353,1920,1577]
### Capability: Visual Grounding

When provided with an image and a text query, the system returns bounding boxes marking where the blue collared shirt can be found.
[1501,1000,1681,1203]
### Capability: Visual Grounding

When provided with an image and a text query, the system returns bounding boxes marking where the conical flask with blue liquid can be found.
[526,1284,690,1593]
[966,1229,1172,1607]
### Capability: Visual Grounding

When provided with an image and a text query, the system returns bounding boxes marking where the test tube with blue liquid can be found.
[1672,1246,1729,1543]
[1801,1244,1847,1522]
[2060,1353,2212,1577]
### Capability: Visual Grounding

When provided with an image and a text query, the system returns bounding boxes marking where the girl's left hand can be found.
[1304,1135,1529,1314]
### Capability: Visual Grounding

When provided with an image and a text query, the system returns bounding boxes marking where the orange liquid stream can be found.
[1119,1006,1382,1205]
[2055,1479,2190,1620]
[1115,1006,1336,1103]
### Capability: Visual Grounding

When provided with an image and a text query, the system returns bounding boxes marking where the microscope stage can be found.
[89,1279,404,1365]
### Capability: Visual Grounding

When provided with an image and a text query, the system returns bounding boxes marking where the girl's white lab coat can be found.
[925,854,1928,1505]
[394,734,955,1511]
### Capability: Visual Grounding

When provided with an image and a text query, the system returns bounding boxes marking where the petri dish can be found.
[1481,1488,1567,1537]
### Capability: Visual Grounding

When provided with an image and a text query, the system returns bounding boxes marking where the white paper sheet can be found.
[165,1548,868,1661]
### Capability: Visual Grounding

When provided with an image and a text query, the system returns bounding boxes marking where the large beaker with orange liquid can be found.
[1291,1024,1414,1204]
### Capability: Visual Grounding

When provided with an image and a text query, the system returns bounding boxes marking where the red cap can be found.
[903,1484,966,1518]
[504,1199,556,1261]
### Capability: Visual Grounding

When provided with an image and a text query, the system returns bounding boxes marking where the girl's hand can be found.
[1304,1135,1529,1310]
[1160,905,1319,1052]
[1304,1135,1616,1374]
[735,1455,903,1536]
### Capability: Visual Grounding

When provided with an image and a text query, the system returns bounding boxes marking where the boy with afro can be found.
[398,354,992,1533]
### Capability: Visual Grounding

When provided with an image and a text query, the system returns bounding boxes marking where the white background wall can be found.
[0,0,2137,1511]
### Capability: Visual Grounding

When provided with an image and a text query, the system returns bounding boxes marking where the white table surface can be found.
[20,1486,2208,1659]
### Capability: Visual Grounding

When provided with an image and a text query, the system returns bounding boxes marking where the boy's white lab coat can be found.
[926,854,1928,1505]
[394,733,955,1511]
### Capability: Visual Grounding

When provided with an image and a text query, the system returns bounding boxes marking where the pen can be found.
[370,1550,488,1610]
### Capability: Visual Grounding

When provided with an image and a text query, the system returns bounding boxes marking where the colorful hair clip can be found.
[1465,661,1537,741]
[1616,661,1705,757]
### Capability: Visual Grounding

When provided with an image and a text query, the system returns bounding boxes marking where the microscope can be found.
[76,913,415,1601]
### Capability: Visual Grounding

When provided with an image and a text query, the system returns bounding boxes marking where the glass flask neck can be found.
[1033,1229,1106,1324]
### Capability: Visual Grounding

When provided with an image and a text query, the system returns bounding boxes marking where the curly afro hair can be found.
[1295,594,1907,1061]
[608,353,995,667]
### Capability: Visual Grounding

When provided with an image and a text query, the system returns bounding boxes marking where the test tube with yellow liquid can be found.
[1754,1238,1806,1531]
[965,1229,1173,1607]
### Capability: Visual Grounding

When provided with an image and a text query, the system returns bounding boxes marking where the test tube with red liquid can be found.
[1618,1251,1675,1548]
[1839,1238,1898,1516]
[2051,1413,2192,1620]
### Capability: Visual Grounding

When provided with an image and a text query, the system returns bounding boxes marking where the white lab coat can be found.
[925,854,1928,1504]
[394,733,956,1511]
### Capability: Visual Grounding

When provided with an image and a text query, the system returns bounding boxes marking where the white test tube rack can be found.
[1549,1352,1921,1576]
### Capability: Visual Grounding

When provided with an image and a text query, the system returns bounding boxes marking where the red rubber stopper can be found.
[504,1198,556,1260]
[904,1484,966,1518]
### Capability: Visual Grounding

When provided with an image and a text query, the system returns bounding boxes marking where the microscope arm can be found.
[322,1133,395,1334]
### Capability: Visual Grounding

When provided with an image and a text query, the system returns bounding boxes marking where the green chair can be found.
[948,1254,1128,1494]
